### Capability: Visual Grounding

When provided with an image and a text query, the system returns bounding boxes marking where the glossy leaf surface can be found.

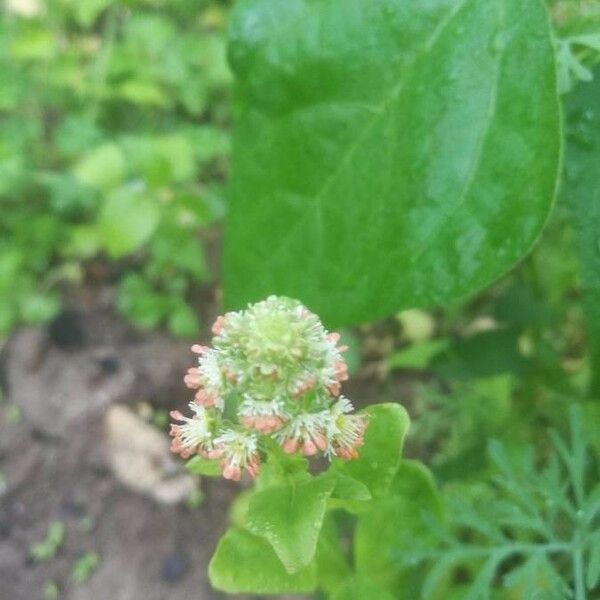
[208,527,317,593]
[333,403,409,499]
[246,475,334,573]
[223,0,560,326]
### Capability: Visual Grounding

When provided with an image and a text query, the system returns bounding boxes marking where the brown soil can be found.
[0,285,415,600]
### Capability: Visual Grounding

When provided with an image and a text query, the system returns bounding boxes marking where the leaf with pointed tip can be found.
[223,0,560,326]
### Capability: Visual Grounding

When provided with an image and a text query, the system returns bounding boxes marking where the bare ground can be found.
[0,285,414,600]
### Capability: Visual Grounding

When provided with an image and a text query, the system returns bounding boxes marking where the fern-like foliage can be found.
[404,406,600,599]
[556,34,600,93]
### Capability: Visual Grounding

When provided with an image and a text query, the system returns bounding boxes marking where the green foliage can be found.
[0,0,231,335]
[42,580,59,600]
[186,455,222,477]
[207,403,412,595]
[5,0,600,597]
[332,403,409,500]
[407,375,514,481]
[402,407,600,599]
[354,461,443,595]
[70,552,100,584]
[549,0,600,92]
[223,0,561,327]
[209,528,317,594]
[245,475,335,573]
[329,576,396,600]
[315,516,352,594]
[563,65,600,396]
[30,521,66,563]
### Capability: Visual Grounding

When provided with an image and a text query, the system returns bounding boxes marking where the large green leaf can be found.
[208,527,317,594]
[564,70,600,397]
[245,474,335,573]
[223,0,560,326]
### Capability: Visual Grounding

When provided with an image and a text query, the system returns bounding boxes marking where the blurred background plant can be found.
[0,0,232,337]
[1,0,598,341]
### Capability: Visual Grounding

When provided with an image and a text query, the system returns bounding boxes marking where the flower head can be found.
[170,296,367,480]
[208,296,349,402]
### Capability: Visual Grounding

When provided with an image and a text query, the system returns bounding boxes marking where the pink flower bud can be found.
[222,463,241,481]
[212,315,227,335]
[282,437,299,454]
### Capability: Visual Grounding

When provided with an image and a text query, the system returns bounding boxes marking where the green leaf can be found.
[245,474,334,573]
[388,339,450,370]
[20,292,61,324]
[208,528,317,594]
[430,328,524,380]
[186,455,221,477]
[315,515,351,594]
[155,135,196,183]
[168,302,200,337]
[117,80,170,107]
[330,575,396,600]
[256,436,310,488]
[10,26,55,60]
[564,67,600,397]
[74,143,125,191]
[334,403,410,499]
[117,274,169,329]
[223,0,561,327]
[30,521,66,562]
[74,0,113,27]
[588,533,600,590]
[63,226,101,260]
[98,188,160,258]
[354,461,443,594]
[329,472,372,503]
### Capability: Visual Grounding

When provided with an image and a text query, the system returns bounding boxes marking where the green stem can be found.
[573,546,586,600]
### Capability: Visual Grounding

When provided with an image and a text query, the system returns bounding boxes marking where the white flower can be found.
[169,402,213,459]
[278,411,332,456]
[238,397,287,433]
[213,429,261,480]
[327,397,367,460]
[172,296,368,480]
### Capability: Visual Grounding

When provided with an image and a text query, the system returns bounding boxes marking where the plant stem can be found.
[573,546,586,600]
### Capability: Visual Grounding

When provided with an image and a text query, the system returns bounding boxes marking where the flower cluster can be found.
[170,296,367,480]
